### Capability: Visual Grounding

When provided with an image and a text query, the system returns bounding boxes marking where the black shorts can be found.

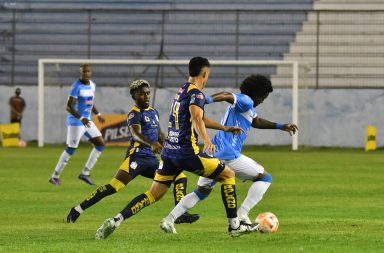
[119,153,159,179]
[154,152,225,186]
[11,119,21,124]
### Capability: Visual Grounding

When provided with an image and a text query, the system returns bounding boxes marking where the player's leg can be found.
[161,153,256,236]
[214,165,259,236]
[227,155,272,224]
[79,122,105,185]
[67,169,132,223]
[186,154,241,233]
[95,157,178,239]
[172,173,200,224]
[163,176,215,227]
[68,153,154,223]
[173,173,187,206]
[95,180,170,240]
[49,125,84,185]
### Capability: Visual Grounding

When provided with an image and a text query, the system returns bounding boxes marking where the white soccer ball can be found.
[255,212,279,233]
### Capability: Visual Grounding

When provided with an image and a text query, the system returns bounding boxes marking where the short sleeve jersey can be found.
[212,93,257,160]
[126,105,160,158]
[8,96,26,120]
[66,79,96,126]
[162,82,206,158]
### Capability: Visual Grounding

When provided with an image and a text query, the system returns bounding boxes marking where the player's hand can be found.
[281,123,298,136]
[150,142,163,154]
[223,126,243,135]
[81,118,91,128]
[203,140,216,157]
[97,115,106,124]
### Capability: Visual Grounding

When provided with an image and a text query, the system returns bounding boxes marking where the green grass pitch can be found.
[0,145,383,253]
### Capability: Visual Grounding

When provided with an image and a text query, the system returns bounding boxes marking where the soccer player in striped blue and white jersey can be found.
[161,74,298,230]
[49,64,105,186]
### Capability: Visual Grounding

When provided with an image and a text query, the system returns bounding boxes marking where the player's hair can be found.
[189,57,210,77]
[240,74,273,98]
[129,79,150,95]
[80,64,91,70]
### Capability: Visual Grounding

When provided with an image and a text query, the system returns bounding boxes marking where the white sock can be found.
[228,217,240,229]
[114,213,124,227]
[81,148,102,175]
[166,191,201,222]
[51,150,72,178]
[74,205,84,213]
[238,181,271,218]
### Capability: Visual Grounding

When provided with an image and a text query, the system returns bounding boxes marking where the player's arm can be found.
[205,92,234,104]
[21,98,26,113]
[92,105,105,123]
[8,99,21,117]
[154,110,166,145]
[67,96,91,127]
[129,124,162,154]
[190,105,216,156]
[203,116,242,135]
[252,116,298,136]
[157,125,166,146]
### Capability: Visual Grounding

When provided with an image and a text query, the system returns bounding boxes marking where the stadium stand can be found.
[0,0,314,87]
[275,0,384,88]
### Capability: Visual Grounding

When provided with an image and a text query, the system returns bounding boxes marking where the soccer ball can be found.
[255,212,279,233]
[18,139,27,148]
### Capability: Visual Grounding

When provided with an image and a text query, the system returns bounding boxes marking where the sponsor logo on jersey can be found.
[190,94,196,103]
[85,98,93,105]
[196,93,204,100]
[130,161,138,170]
[79,89,94,97]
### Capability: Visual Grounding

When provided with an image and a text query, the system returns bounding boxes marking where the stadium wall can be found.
[1,85,383,148]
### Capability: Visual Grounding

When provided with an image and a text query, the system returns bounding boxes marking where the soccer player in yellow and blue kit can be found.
[161,74,298,231]
[66,79,199,224]
[95,57,258,239]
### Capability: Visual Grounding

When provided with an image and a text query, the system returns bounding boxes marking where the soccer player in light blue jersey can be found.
[49,64,105,186]
[160,74,298,231]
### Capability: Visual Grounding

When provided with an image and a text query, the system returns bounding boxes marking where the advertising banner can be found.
[0,123,20,147]
[93,114,131,146]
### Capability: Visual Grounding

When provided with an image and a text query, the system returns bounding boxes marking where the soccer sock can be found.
[79,184,116,210]
[82,148,102,175]
[238,180,271,219]
[173,175,187,206]
[51,150,72,178]
[220,178,239,229]
[166,191,201,222]
[119,191,155,220]
[114,213,124,227]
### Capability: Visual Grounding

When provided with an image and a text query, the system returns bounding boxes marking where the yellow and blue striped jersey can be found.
[162,82,206,158]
